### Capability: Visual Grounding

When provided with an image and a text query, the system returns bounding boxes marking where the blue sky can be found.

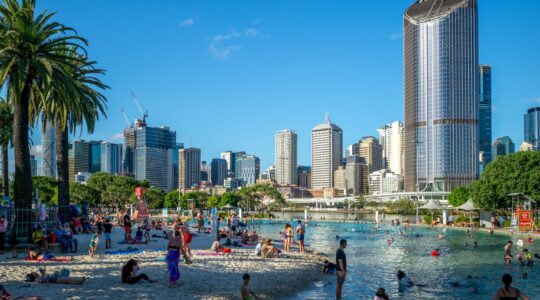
[30,0,540,168]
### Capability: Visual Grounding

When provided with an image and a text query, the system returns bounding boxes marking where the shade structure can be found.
[419,200,443,210]
[457,199,479,211]
[221,204,237,210]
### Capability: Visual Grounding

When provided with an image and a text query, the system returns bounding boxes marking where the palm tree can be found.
[0,98,13,197]
[36,49,108,221]
[0,0,88,210]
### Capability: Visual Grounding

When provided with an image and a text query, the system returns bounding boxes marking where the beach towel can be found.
[24,257,73,262]
[193,251,224,256]
[105,248,142,255]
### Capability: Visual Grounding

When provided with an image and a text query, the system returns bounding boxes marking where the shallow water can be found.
[247,221,539,300]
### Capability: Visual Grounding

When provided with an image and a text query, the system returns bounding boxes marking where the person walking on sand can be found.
[124,212,132,241]
[241,273,258,300]
[296,220,306,254]
[166,231,185,288]
[336,239,347,300]
[103,218,113,249]
[88,230,100,258]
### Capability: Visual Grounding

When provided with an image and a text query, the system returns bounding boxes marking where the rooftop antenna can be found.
[120,108,130,127]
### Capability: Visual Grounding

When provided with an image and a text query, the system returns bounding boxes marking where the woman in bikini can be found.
[284,224,293,252]
[166,231,186,288]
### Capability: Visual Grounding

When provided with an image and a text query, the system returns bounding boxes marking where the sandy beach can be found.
[0,226,325,300]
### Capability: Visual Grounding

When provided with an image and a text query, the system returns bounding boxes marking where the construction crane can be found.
[130,91,148,123]
[120,108,130,127]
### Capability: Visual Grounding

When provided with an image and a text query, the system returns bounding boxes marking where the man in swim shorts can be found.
[296,220,305,254]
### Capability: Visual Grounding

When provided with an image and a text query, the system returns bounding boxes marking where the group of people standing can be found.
[282,220,306,253]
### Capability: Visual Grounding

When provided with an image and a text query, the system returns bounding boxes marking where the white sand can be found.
[0,226,324,300]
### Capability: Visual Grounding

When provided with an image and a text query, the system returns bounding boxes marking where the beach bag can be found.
[223,248,231,253]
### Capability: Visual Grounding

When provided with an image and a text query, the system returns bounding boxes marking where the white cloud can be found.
[245,28,259,38]
[207,27,261,59]
[389,32,402,40]
[31,145,43,156]
[179,18,194,27]
[109,132,124,142]
[531,97,540,104]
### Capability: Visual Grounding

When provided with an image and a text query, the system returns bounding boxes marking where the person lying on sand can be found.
[25,268,85,285]
[0,284,44,300]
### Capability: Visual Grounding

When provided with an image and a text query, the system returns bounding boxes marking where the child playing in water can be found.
[241,273,258,300]
[88,231,100,258]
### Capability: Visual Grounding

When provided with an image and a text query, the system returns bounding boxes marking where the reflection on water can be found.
[247,221,539,300]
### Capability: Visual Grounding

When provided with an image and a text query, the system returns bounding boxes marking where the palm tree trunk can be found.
[2,143,8,197]
[56,122,70,222]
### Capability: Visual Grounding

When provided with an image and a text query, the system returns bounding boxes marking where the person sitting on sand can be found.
[26,247,52,260]
[121,259,155,284]
[250,231,259,243]
[62,223,78,253]
[323,260,337,274]
[261,240,280,258]
[31,226,48,250]
[241,273,258,300]
[211,237,222,253]
[242,229,249,244]
[25,268,85,285]
[492,273,529,300]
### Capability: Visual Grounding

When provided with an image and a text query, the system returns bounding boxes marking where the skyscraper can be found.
[123,120,144,177]
[345,155,365,196]
[492,136,515,160]
[41,121,56,178]
[377,121,404,175]
[235,154,260,186]
[220,151,233,173]
[135,125,176,191]
[524,107,540,150]
[179,148,201,190]
[359,136,383,192]
[404,0,479,192]
[210,158,227,186]
[101,142,123,175]
[297,166,312,189]
[69,140,102,182]
[275,130,298,185]
[172,142,184,190]
[479,65,492,171]
[311,115,343,189]
[200,161,210,182]
[30,155,38,177]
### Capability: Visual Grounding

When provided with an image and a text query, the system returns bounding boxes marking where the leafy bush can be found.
[423,214,432,224]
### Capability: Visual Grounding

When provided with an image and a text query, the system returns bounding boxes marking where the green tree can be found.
[102,176,139,208]
[469,151,540,208]
[32,176,57,205]
[448,185,470,207]
[164,190,179,208]
[86,172,115,196]
[207,195,220,208]
[219,192,241,207]
[145,187,166,209]
[0,0,89,210]
[70,182,100,206]
[355,196,366,209]
[0,99,12,197]
[180,191,210,209]
[386,199,416,215]
[238,183,285,211]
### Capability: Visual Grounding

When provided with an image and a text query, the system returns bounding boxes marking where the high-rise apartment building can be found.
[200,161,210,182]
[524,107,540,150]
[333,166,347,191]
[41,121,56,178]
[135,125,176,191]
[358,136,383,192]
[123,119,145,177]
[172,142,184,190]
[101,142,123,175]
[220,151,246,176]
[297,166,312,189]
[275,130,298,185]
[377,121,404,175]
[210,158,227,186]
[235,154,260,186]
[345,155,365,196]
[369,169,404,195]
[404,0,479,192]
[479,65,492,171]
[311,116,343,189]
[179,148,201,190]
[492,136,515,160]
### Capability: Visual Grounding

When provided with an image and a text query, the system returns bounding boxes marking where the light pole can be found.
[416,183,419,224]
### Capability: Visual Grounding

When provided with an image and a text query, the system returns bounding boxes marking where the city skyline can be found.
[24,0,540,171]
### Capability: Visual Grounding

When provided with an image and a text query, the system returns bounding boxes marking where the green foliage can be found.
[423,214,432,224]
[354,196,366,209]
[70,182,100,206]
[32,176,58,205]
[101,176,139,208]
[219,192,241,207]
[448,185,470,207]
[164,190,179,208]
[469,151,540,209]
[238,183,285,210]
[180,191,210,209]
[86,172,115,196]
[365,201,381,208]
[145,187,166,209]
[207,195,220,208]
[385,199,416,215]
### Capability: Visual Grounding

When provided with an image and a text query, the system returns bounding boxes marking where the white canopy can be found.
[419,200,443,210]
[457,199,479,211]
[221,204,237,210]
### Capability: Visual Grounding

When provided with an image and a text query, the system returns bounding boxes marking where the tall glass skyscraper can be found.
[524,107,540,150]
[404,0,479,192]
[41,121,56,178]
[479,65,492,171]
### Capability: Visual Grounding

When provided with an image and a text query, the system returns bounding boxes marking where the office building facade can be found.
[179,148,201,190]
[345,155,365,196]
[524,107,540,150]
[479,65,492,171]
[30,155,38,177]
[311,117,343,189]
[135,125,176,191]
[404,0,479,192]
[41,121,56,178]
[297,166,312,189]
[492,136,515,160]
[275,130,298,185]
[235,154,260,186]
[377,121,404,175]
[68,140,102,182]
[210,158,228,186]
[101,142,123,175]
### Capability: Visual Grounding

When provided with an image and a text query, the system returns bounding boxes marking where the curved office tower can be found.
[404,0,479,192]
